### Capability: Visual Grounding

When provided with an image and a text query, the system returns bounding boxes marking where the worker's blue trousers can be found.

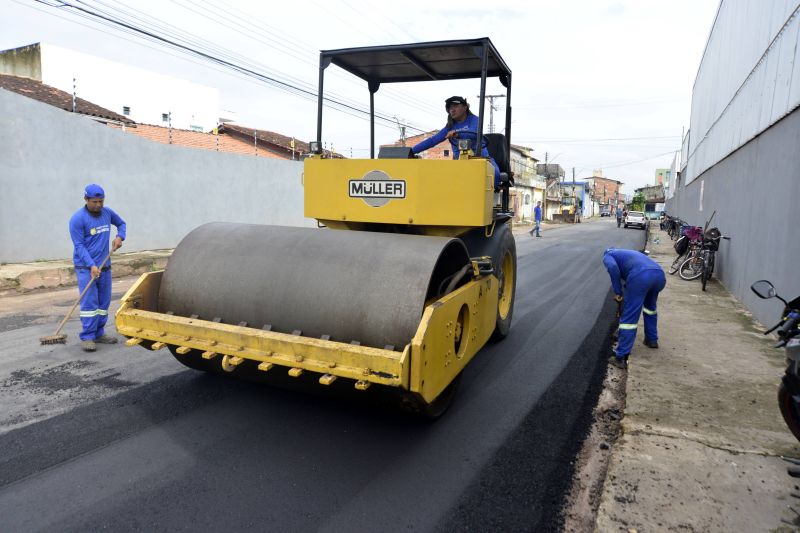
[76,269,112,341]
[616,269,666,357]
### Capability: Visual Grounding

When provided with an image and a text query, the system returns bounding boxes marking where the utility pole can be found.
[560,165,566,219]
[542,152,548,221]
[394,116,407,146]
[572,167,578,223]
[478,94,506,133]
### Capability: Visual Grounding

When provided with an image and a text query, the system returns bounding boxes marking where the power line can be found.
[12,0,398,130]
[30,0,430,134]
[519,135,681,143]
[581,150,677,171]
[84,0,386,117]
[514,96,686,110]
[168,0,441,117]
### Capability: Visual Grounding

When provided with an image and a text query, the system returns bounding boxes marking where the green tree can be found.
[631,192,645,211]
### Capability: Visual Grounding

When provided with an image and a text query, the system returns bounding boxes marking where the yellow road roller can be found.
[116,38,516,417]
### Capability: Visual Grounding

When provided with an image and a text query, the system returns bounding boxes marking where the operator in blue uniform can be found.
[412,96,501,189]
[69,184,126,352]
[603,248,666,368]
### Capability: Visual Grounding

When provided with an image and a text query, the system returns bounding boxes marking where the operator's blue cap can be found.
[84,184,105,199]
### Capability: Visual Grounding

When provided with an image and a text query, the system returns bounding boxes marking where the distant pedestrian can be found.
[529,201,542,237]
[69,184,126,352]
[615,205,623,228]
[602,248,666,369]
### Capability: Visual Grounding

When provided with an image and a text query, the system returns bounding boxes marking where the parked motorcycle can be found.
[751,280,800,441]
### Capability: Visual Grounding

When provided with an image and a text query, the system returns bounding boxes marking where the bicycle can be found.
[670,225,703,276]
[664,216,680,240]
[700,228,730,291]
[679,227,729,287]
[678,241,705,280]
[669,237,696,275]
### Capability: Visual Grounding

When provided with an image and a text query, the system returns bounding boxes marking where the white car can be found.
[624,211,647,229]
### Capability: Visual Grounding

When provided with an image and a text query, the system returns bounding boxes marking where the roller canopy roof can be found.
[320,38,511,86]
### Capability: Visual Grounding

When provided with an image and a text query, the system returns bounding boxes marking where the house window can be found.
[443,149,450,157]
[162,113,169,123]
[122,106,130,116]
[524,194,531,205]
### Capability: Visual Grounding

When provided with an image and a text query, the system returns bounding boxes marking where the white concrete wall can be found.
[0,89,312,263]
[686,1,800,183]
[40,43,219,131]
[667,107,800,327]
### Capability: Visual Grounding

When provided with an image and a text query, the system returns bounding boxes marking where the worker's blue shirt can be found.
[412,113,490,158]
[69,206,126,268]
[412,114,502,188]
[603,248,662,296]
[534,205,542,222]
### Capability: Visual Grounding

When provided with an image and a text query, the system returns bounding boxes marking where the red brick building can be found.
[587,176,624,209]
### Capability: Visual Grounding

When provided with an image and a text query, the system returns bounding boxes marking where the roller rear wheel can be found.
[492,228,517,340]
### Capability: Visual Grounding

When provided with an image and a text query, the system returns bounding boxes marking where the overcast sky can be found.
[3,0,720,191]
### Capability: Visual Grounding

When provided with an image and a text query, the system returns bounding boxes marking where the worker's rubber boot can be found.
[82,340,97,352]
[643,338,659,349]
[609,355,628,369]
[95,335,118,344]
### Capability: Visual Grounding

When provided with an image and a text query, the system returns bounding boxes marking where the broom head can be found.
[40,334,67,345]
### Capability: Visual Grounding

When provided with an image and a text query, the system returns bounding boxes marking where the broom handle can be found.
[52,250,113,337]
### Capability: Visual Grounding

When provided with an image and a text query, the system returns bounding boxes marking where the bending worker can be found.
[602,248,666,368]
[69,184,126,352]
[412,96,501,189]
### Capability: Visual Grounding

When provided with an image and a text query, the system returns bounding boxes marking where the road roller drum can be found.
[159,222,471,351]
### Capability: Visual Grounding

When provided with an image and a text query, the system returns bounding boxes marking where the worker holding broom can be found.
[68,184,126,352]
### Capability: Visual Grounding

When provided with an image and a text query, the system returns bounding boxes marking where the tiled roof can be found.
[220,124,309,155]
[0,73,133,123]
[220,124,344,158]
[109,123,284,159]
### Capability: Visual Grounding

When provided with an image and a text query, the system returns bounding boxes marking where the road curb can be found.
[0,250,172,295]
[593,227,798,531]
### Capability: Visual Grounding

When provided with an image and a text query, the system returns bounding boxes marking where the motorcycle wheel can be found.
[778,382,800,442]
[701,252,715,291]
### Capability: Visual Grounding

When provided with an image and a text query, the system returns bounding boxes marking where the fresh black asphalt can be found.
[0,221,645,532]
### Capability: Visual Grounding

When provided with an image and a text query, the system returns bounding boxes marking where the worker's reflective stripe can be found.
[618,323,638,330]
[642,307,657,316]
[97,310,108,316]
[80,310,101,317]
